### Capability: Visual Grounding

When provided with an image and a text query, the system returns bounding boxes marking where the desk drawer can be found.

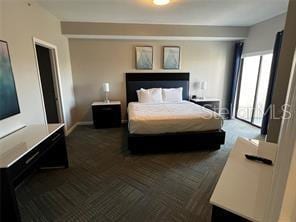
[45,128,64,147]
[8,128,64,184]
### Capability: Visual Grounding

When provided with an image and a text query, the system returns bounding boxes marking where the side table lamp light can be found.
[103,83,110,103]
[200,80,207,99]
[192,80,207,100]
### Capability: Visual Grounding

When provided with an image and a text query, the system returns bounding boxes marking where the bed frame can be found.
[126,72,225,151]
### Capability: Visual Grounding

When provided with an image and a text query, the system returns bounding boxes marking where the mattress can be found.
[128,101,224,134]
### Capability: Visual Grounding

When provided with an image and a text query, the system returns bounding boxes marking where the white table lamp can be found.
[103,83,110,103]
[192,81,201,99]
[200,81,207,99]
[193,81,201,91]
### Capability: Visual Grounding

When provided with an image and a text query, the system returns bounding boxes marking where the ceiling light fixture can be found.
[153,0,170,6]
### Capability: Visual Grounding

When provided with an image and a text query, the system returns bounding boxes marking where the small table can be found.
[91,101,121,128]
[210,137,277,222]
[190,98,220,113]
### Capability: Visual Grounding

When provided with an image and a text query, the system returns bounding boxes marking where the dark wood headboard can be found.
[125,72,190,104]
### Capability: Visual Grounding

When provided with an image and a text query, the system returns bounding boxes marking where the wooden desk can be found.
[0,124,68,222]
[210,137,277,222]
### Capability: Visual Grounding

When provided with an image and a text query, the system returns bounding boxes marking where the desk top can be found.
[0,124,64,168]
[210,137,277,222]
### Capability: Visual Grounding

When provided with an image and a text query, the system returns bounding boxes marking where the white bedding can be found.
[128,101,223,134]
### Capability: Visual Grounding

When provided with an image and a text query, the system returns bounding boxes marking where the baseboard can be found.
[65,121,93,136]
[66,120,127,136]
[78,121,93,125]
[66,122,79,136]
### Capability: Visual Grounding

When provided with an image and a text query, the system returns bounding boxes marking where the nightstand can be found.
[91,101,121,128]
[190,98,220,113]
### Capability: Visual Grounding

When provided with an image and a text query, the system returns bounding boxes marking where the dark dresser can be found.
[0,124,68,222]
[92,101,121,128]
[190,98,220,113]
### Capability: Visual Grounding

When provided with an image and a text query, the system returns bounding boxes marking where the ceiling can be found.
[37,0,289,26]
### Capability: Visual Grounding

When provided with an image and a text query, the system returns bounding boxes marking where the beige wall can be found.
[280,141,296,222]
[0,0,3,37]
[62,22,248,40]
[243,13,286,57]
[267,1,296,143]
[69,39,234,122]
[0,0,76,137]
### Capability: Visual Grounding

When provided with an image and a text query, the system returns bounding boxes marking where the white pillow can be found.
[162,87,183,103]
[136,88,163,103]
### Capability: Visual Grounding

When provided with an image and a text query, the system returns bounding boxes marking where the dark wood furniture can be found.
[190,98,220,113]
[0,124,68,222]
[128,130,225,151]
[211,206,250,222]
[125,72,225,151]
[92,101,121,128]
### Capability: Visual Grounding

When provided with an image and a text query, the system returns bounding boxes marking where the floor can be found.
[17,120,261,222]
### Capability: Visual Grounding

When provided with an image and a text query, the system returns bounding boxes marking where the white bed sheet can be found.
[128,101,224,134]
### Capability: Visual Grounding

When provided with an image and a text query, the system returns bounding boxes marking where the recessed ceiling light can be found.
[153,0,170,6]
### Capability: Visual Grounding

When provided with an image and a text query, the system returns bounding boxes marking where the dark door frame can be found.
[33,37,64,124]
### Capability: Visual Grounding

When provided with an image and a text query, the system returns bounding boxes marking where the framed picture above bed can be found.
[163,46,180,69]
[135,46,153,70]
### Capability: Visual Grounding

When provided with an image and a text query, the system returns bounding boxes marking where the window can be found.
[236,54,273,127]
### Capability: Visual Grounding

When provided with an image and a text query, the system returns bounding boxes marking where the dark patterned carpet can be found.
[16,120,261,222]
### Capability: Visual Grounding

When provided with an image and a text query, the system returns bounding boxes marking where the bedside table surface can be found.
[92,101,121,106]
[191,98,220,102]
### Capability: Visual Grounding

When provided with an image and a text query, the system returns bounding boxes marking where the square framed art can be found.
[135,46,153,70]
[163,46,180,69]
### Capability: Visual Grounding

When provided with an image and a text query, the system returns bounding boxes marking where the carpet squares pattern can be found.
[16,120,261,222]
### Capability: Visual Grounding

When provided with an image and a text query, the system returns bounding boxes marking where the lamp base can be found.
[104,92,110,103]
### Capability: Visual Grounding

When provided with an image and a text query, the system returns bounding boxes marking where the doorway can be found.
[235,54,273,127]
[33,38,64,124]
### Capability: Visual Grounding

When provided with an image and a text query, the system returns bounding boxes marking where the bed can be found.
[126,72,225,151]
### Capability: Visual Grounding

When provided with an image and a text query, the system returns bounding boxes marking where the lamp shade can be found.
[200,81,207,90]
[103,83,110,92]
[193,81,201,90]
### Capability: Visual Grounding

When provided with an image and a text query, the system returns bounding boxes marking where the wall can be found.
[0,0,76,137]
[61,22,249,40]
[267,1,296,143]
[264,2,296,221]
[0,0,3,37]
[280,142,296,222]
[242,13,286,57]
[267,47,296,222]
[69,39,234,122]
[0,0,24,138]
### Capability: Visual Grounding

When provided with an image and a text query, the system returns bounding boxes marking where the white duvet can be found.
[128,101,223,134]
